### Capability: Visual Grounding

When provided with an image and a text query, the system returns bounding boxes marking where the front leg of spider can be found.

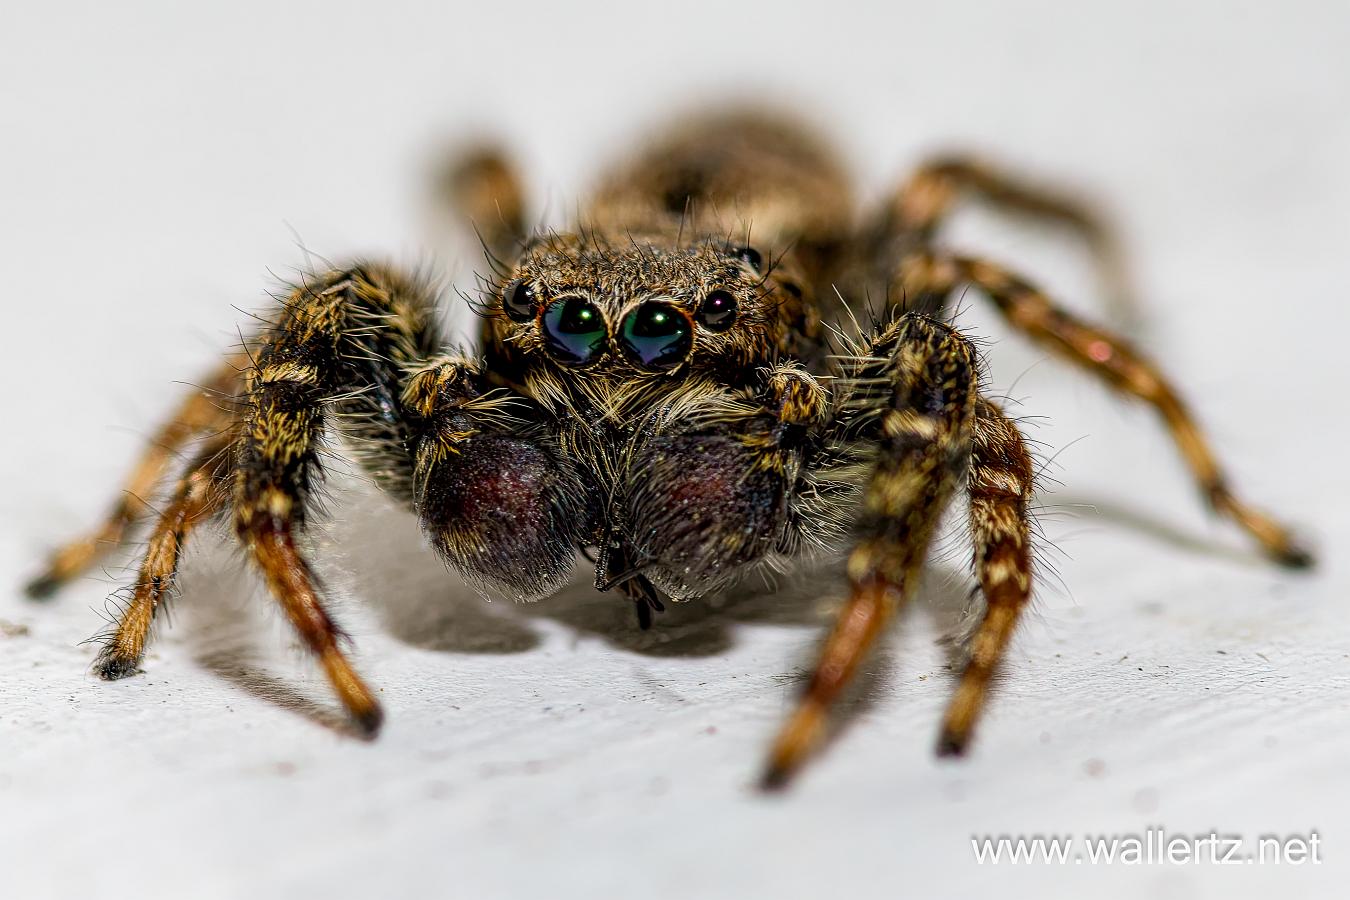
[762,315,978,789]
[230,260,468,736]
[233,269,431,735]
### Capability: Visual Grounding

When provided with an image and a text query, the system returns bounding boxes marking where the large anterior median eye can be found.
[619,301,693,371]
[542,297,608,365]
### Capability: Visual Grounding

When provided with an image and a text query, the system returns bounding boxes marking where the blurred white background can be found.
[1,2,1347,898]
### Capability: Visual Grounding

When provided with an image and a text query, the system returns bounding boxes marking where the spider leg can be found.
[95,430,233,679]
[900,252,1312,568]
[439,145,528,268]
[24,356,244,599]
[874,157,1137,325]
[232,264,443,735]
[937,396,1036,755]
[762,315,978,789]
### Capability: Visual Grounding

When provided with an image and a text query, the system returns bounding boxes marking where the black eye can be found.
[541,297,608,365]
[696,289,738,332]
[733,246,762,271]
[502,279,538,322]
[619,302,693,371]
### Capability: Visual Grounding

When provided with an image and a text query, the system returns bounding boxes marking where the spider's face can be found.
[486,233,808,380]
[451,232,828,605]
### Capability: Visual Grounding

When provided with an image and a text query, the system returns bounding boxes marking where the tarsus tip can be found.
[353,705,385,739]
[1275,544,1316,571]
[23,573,61,601]
[935,731,969,758]
[95,655,141,681]
[758,763,794,793]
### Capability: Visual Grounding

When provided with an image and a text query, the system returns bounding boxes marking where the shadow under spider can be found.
[1048,492,1277,568]
[196,646,374,740]
[168,551,377,739]
[337,485,980,660]
[157,486,983,740]
[163,480,1252,739]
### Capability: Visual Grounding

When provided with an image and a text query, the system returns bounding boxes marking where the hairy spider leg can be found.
[763,315,978,788]
[937,396,1036,755]
[439,146,529,269]
[95,429,233,678]
[25,356,245,599]
[232,264,444,735]
[879,156,1138,326]
[899,252,1311,568]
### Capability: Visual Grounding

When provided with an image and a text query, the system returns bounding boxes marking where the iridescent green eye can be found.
[541,297,608,365]
[619,302,693,371]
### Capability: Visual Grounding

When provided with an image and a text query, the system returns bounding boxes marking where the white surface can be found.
[2,2,1348,898]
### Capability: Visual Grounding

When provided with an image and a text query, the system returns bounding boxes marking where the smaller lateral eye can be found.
[733,246,762,271]
[502,278,538,322]
[697,289,738,332]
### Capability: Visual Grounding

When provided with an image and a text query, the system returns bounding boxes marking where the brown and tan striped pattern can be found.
[764,316,978,788]
[897,252,1310,568]
[24,356,245,600]
[93,431,234,679]
[937,397,1035,756]
[227,265,442,732]
[873,155,1137,325]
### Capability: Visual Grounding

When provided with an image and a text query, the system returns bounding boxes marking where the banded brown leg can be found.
[95,431,233,678]
[899,252,1311,568]
[884,157,1138,325]
[937,397,1036,755]
[762,315,978,788]
[25,356,245,599]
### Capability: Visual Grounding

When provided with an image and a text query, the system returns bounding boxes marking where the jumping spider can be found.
[27,111,1311,788]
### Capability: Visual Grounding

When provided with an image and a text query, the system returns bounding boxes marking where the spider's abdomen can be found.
[586,110,853,278]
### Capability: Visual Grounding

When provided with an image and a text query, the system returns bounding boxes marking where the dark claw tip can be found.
[23,573,61,601]
[96,656,141,681]
[353,705,385,739]
[757,765,793,793]
[935,732,969,758]
[1275,544,1316,571]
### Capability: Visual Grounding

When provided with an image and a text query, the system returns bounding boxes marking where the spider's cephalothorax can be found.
[452,230,852,611]
[28,109,1312,787]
